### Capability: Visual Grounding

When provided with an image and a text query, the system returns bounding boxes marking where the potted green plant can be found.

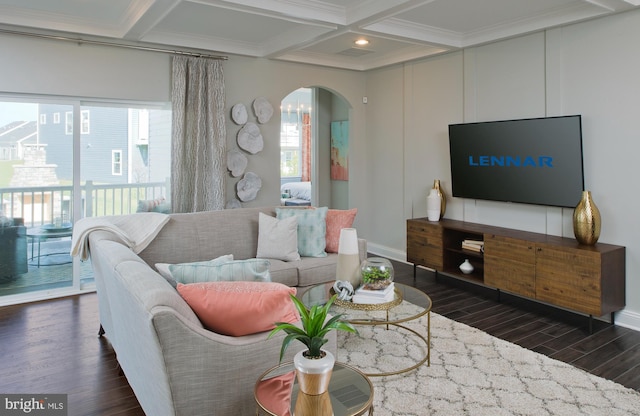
[269,294,357,395]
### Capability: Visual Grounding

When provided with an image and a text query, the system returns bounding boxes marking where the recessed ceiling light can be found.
[355,39,369,46]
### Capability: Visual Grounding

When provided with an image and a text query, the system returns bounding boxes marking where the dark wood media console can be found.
[407,218,626,330]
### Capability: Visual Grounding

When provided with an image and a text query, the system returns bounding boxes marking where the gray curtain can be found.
[171,56,226,213]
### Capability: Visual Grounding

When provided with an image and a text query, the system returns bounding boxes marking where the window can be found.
[53,112,60,124]
[65,111,73,135]
[280,149,300,176]
[112,150,122,175]
[39,114,46,124]
[65,110,90,134]
[81,110,90,134]
[280,88,312,179]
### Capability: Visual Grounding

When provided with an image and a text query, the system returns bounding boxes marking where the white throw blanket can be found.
[70,213,170,260]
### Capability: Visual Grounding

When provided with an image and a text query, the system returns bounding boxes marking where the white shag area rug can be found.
[336,302,640,416]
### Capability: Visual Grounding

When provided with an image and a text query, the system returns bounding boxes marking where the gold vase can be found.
[294,391,333,416]
[573,190,601,245]
[433,180,446,219]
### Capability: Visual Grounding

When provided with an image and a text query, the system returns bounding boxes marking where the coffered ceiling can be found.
[0,0,638,70]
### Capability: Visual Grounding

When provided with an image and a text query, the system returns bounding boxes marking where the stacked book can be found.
[352,282,395,304]
[461,239,484,253]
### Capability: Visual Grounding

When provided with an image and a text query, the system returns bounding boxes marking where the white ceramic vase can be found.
[427,188,441,221]
[294,349,335,395]
[459,259,474,274]
[336,228,361,288]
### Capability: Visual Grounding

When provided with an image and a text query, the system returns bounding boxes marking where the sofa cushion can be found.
[325,208,358,253]
[276,207,328,258]
[138,207,278,267]
[176,281,299,336]
[168,258,271,284]
[256,213,300,262]
[266,259,300,287]
[293,253,341,288]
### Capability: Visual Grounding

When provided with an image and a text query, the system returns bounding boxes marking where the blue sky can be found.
[0,102,37,126]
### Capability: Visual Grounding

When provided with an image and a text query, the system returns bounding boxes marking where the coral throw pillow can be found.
[255,370,295,416]
[177,281,299,336]
[325,208,358,253]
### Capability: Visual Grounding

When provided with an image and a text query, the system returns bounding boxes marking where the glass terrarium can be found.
[360,257,394,290]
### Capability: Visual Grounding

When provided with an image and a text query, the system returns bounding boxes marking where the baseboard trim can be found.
[615,310,640,332]
[366,243,406,264]
[366,244,640,333]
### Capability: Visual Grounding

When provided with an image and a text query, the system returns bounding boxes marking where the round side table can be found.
[255,361,373,416]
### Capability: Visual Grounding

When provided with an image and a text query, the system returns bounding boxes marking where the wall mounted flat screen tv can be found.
[448,115,584,208]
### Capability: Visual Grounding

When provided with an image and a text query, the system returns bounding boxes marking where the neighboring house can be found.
[36,104,128,183]
[0,121,36,160]
[33,104,170,184]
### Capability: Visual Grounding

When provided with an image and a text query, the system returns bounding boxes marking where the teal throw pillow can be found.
[156,254,234,287]
[137,197,166,212]
[275,207,328,257]
[169,258,272,284]
[151,202,172,214]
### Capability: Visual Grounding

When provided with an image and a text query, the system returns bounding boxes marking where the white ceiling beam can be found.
[583,0,637,11]
[188,0,346,25]
[123,0,182,40]
[345,0,436,26]
[260,25,338,57]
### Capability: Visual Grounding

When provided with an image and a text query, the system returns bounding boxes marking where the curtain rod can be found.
[0,27,228,60]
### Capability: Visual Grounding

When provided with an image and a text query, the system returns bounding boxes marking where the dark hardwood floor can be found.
[1,259,639,415]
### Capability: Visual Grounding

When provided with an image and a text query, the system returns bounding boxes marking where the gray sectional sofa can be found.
[88,206,366,416]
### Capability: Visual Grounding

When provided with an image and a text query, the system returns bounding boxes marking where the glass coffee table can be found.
[301,282,432,377]
[27,224,73,267]
[255,361,373,416]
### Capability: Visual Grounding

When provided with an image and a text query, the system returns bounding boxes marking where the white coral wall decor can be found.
[253,97,273,124]
[236,172,262,202]
[231,103,248,125]
[225,198,242,209]
[226,149,248,177]
[237,122,264,154]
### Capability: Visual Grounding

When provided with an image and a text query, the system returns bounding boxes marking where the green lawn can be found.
[0,160,22,187]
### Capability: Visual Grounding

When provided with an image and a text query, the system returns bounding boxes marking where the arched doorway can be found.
[279,87,350,209]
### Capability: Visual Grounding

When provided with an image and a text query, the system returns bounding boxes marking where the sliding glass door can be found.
[0,96,170,305]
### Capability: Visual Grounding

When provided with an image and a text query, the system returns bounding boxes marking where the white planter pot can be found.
[294,349,335,395]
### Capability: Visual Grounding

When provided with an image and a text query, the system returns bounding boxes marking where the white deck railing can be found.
[0,179,169,228]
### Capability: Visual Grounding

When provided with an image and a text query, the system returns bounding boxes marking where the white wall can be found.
[329,93,350,210]
[365,9,640,329]
[0,34,171,102]
[362,65,405,257]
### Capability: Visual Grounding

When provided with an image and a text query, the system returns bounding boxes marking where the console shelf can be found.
[407,218,626,324]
